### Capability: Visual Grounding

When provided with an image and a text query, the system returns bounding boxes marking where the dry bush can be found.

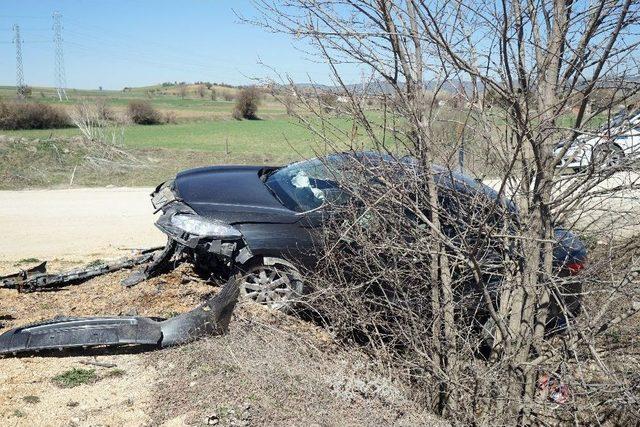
[178,84,187,100]
[232,87,260,120]
[222,91,235,102]
[70,101,143,172]
[71,102,120,142]
[251,0,640,424]
[163,111,178,124]
[0,102,70,130]
[94,99,115,121]
[300,155,520,417]
[319,92,337,113]
[127,100,161,125]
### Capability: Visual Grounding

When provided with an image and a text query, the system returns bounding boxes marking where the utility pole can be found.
[53,11,68,101]
[13,24,26,99]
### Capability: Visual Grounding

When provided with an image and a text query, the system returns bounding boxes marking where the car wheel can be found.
[236,259,303,311]
[593,144,624,168]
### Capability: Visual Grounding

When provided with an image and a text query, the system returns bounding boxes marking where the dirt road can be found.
[0,187,165,270]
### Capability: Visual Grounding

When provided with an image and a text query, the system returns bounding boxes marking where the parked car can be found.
[556,109,640,171]
[145,152,587,324]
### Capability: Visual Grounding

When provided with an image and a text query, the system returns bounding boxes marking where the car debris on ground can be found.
[1,247,162,292]
[0,246,240,356]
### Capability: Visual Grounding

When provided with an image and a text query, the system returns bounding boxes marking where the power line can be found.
[13,24,26,98]
[52,11,68,101]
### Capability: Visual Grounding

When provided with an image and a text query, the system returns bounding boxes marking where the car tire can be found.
[592,144,624,168]
[235,258,304,311]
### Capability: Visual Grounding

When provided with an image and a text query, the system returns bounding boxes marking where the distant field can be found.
[2,118,340,159]
[0,82,318,156]
[0,83,374,189]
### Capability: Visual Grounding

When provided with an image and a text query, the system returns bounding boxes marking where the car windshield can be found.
[264,157,343,212]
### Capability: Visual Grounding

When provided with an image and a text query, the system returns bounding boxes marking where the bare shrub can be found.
[232,87,260,120]
[70,102,124,145]
[177,84,187,100]
[163,111,178,124]
[283,93,296,115]
[127,100,161,125]
[197,85,206,98]
[210,88,217,101]
[319,92,337,113]
[70,101,143,171]
[0,102,70,130]
[251,1,640,424]
[95,99,114,121]
[222,91,235,102]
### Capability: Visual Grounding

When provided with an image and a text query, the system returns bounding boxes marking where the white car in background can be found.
[556,110,640,171]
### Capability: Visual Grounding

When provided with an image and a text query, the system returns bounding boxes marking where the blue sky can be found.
[0,0,347,89]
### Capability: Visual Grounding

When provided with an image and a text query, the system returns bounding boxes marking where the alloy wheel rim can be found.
[240,266,295,309]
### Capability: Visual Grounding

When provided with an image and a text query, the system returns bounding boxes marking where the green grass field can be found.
[2,119,314,153]
[0,82,317,157]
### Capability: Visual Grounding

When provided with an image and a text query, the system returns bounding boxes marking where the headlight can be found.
[170,214,242,238]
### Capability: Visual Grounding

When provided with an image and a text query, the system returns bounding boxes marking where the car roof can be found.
[326,151,517,213]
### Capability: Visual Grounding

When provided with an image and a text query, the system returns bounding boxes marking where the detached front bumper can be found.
[0,275,239,355]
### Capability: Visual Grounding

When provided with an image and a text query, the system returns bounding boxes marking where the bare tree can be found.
[249,0,640,423]
[233,87,261,119]
[197,84,206,98]
[177,84,188,100]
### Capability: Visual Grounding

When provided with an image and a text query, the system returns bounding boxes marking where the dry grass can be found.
[0,136,225,190]
[150,302,445,426]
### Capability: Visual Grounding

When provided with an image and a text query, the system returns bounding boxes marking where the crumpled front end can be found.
[122,181,253,287]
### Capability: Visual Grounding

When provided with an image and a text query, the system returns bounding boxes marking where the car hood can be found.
[174,165,299,224]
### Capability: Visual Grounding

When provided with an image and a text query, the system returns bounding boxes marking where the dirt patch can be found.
[0,266,215,427]
[149,303,445,426]
[0,265,443,426]
[0,353,156,426]
[0,264,214,331]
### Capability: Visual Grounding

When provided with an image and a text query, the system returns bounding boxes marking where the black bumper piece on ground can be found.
[0,249,161,293]
[0,276,239,356]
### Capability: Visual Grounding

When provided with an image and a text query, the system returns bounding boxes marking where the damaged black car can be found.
[132,152,587,311]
